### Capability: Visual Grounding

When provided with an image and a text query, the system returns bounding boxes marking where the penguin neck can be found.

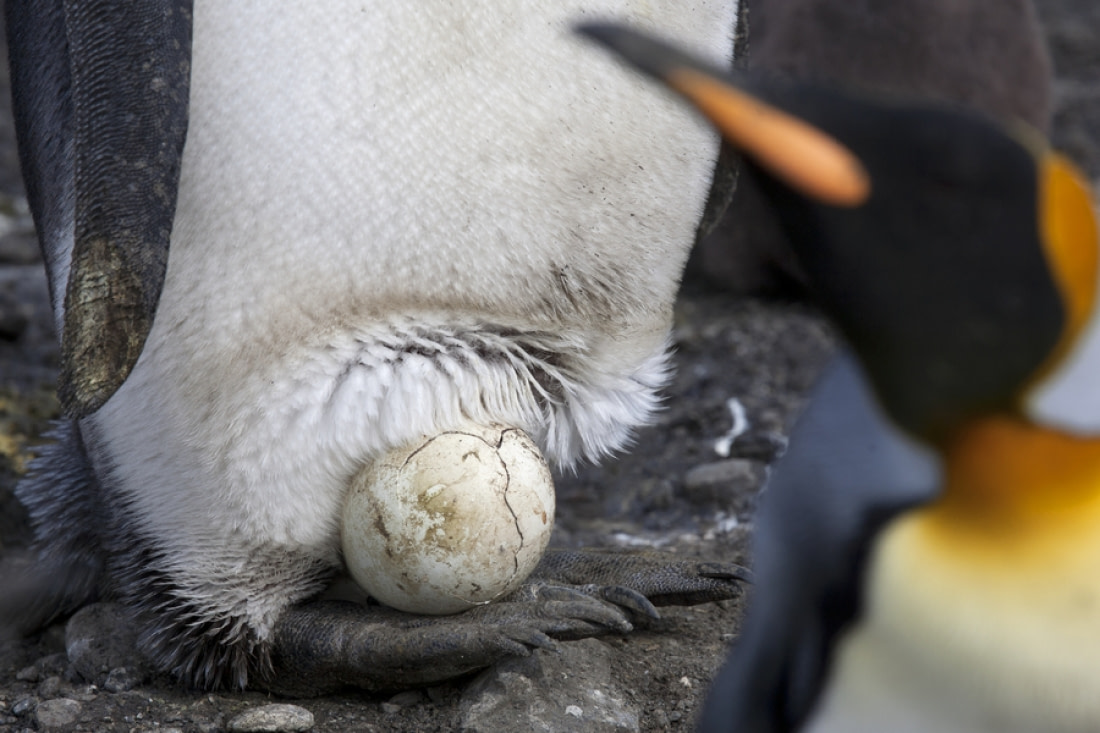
[931,415,1100,532]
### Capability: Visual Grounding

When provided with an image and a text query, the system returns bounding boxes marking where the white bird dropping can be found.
[341,424,555,614]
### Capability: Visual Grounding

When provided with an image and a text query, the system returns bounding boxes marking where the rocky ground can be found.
[1,2,1098,732]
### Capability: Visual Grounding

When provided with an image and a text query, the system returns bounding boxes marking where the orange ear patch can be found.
[1039,154,1099,352]
[667,69,872,208]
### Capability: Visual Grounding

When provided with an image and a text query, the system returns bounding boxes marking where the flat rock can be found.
[683,459,764,494]
[36,675,61,698]
[460,638,640,733]
[227,703,315,732]
[682,459,766,521]
[34,697,81,729]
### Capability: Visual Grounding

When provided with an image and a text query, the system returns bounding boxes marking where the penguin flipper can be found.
[698,353,939,732]
[6,0,192,417]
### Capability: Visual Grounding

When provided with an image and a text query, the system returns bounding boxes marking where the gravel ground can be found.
[1,3,1098,732]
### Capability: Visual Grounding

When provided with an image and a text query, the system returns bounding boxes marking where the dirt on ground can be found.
[0,2,1098,732]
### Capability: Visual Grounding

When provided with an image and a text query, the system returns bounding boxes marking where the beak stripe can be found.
[667,69,872,208]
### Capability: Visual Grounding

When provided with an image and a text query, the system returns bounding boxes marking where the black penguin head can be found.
[578,23,1099,444]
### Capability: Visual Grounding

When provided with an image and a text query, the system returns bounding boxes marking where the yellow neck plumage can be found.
[928,416,1100,541]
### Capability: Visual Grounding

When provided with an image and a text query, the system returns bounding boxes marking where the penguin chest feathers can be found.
[810,418,1100,733]
[164,0,734,353]
[83,2,739,556]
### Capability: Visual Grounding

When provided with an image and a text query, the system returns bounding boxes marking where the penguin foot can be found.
[266,550,751,696]
[268,586,634,696]
[527,548,751,612]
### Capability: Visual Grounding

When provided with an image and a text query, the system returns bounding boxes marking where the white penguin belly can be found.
[86,0,736,578]
[806,508,1100,733]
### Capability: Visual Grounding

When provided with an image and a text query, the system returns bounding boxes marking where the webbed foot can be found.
[269,548,749,695]
[529,547,751,613]
[269,584,632,695]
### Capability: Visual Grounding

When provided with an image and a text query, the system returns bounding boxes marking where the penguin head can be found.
[578,23,1099,445]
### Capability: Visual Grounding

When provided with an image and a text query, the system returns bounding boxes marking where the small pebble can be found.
[104,666,142,693]
[565,705,583,718]
[193,715,226,733]
[35,698,82,728]
[681,457,766,517]
[64,685,99,703]
[11,697,36,716]
[227,703,315,732]
[683,458,760,494]
[36,676,62,699]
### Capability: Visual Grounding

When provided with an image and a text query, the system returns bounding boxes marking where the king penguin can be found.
[0,2,750,694]
[579,23,1100,732]
[690,0,1052,295]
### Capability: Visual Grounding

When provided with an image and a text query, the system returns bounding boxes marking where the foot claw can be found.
[581,584,660,620]
[267,546,749,694]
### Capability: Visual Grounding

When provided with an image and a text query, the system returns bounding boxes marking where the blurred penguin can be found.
[689,0,1053,296]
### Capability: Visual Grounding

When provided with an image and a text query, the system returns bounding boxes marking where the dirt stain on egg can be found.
[342,424,555,614]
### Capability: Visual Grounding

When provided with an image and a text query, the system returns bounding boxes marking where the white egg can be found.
[341,424,555,614]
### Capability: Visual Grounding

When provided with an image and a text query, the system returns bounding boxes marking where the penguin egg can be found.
[341,425,555,615]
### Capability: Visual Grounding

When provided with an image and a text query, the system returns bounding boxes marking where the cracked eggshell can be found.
[341,424,555,614]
